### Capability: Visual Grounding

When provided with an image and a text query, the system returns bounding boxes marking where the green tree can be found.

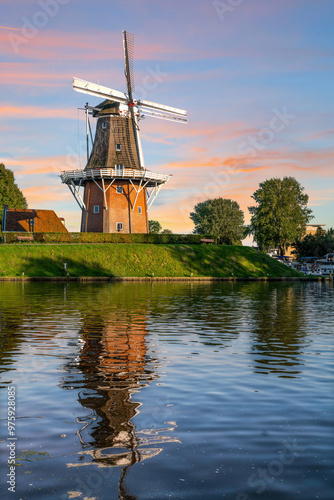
[0,163,27,226]
[148,220,162,234]
[248,177,313,255]
[161,229,173,234]
[190,198,245,244]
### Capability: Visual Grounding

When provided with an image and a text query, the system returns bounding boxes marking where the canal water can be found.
[0,281,333,500]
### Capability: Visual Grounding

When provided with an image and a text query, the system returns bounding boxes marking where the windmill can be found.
[61,31,187,233]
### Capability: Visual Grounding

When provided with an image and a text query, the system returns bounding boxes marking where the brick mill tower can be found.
[61,31,187,233]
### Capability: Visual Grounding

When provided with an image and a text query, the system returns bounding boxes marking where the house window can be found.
[102,122,107,129]
[116,222,123,231]
[138,206,142,214]
[93,205,99,213]
[116,144,121,152]
[116,186,123,194]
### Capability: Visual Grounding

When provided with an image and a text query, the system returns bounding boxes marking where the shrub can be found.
[0,232,218,245]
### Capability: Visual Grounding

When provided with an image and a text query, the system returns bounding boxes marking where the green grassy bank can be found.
[0,244,302,278]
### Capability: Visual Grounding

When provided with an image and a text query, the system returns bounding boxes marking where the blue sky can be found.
[0,0,333,234]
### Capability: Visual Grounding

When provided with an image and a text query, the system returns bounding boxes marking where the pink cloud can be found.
[157,155,263,173]
[0,26,26,31]
[0,104,74,120]
[4,154,72,175]
[1,30,120,61]
[0,62,72,87]
[306,129,334,141]
[22,185,69,205]
[141,121,250,145]
[1,29,218,63]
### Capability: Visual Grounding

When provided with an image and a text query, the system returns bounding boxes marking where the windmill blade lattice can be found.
[123,31,135,98]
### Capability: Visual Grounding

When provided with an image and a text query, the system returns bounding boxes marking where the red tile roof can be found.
[3,209,69,233]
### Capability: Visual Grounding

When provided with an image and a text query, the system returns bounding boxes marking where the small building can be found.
[1,206,68,233]
[285,224,326,256]
[304,224,326,236]
[268,224,326,258]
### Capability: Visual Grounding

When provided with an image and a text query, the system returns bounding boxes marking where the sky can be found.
[0,0,333,238]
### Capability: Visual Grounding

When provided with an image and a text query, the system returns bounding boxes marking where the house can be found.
[304,224,326,236]
[1,206,68,233]
[284,224,326,256]
[267,224,326,258]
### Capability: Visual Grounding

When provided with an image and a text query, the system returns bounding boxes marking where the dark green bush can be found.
[0,231,217,245]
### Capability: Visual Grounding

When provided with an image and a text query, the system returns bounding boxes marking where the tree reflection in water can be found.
[241,282,309,377]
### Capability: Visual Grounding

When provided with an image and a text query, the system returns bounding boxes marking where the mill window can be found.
[115,164,124,173]
[116,144,121,152]
[116,186,123,194]
[138,206,142,214]
[102,122,107,129]
[93,205,99,213]
[116,222,123,231]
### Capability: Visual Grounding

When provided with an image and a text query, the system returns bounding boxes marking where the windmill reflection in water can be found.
[61,308,179,496]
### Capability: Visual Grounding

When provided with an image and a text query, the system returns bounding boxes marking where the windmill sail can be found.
[123,31,135,98]
[139,99,187,118]
[73,78,128,104]
[122,31,144,169]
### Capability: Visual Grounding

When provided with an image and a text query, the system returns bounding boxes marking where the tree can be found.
[248,177,313,255]
[189,198,245,244]
[148,220,162,234]
[0,163,27,226]
[161,229,173,234]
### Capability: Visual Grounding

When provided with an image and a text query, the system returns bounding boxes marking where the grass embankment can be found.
[0,244,302,278]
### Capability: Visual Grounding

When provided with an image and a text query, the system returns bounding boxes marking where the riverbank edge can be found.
[0,276,326,282]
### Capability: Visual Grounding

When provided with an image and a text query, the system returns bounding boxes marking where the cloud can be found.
[306,128,334,141]
[142,121,249,143]
[1,30,121,61]
[0,26,26,31]
[4,155,69,179]
[0,62,72,88]
[157,155,265,175]
[0,104,75,120]
[22,185,69,205]
[1,29,217,63]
